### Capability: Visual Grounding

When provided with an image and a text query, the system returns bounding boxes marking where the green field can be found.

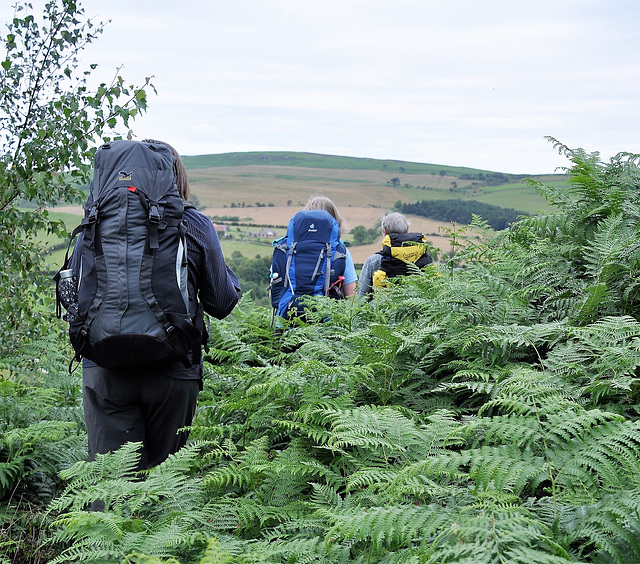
[47,151,566,267]
[218,237,274,259]
[37,212,81,272]
[181,151,504,175]
[183,151,559,215]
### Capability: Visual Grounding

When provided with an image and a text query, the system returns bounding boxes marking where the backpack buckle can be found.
[87,204,98,224]
[149,205,161,224]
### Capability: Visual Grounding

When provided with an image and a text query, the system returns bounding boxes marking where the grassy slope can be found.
[182,152,561,261]
[49,151,564,265]
[183,151,558,213]
[181,150,512,176]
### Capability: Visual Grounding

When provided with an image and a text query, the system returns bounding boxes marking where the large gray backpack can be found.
[59,140,201,369]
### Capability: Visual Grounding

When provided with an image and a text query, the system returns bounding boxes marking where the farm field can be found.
[201,205,455,263]
[187,161,551,214]
[49,205,453,265]
[48,151,561,267]
[182,152,557,262]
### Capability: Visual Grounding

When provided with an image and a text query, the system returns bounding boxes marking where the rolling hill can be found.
[181,151,563,262]
[52,151,565,265]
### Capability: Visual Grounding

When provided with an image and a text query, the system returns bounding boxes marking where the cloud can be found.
[2,0,640,174]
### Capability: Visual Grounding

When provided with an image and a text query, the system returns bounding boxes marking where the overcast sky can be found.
[4,0,640,174]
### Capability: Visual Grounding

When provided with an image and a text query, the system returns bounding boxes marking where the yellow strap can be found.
[372,269,388,288]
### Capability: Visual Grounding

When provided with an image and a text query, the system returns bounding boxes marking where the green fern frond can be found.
[204,436,270,491]
[293,394,355,427]
[2,419,76,451]
[469,413,542,449]
[324,406,422,461]
[552,419,640,497]
[457,322,566,365]
[421,504,571,563]
[438,368,501,397]
[51,442,143,513]
[545,315,640,404]
[544,409,623,446]
[123,553,182,564]
[465,445,548,496]
[257,441,319,506]
[308,483,345,508]
[321,503,444,551]
[0,379,66,432]
[582,214,630,278]
[479,367,576,419]
[578,314,640,341]
[345,467,399,492]
[0,419,80,499]
[249,534,352,563]
[48,443,229,563]
[206,317,272,367]
[569,490,640,563]
[195,535,253,564]
[271,417,334,446]
[576,283,611,326]
[417,409,467,454]
[390,455,468,491]
[0,335,72,384]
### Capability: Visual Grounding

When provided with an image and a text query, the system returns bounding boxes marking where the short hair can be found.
[142,138,191,201]
[303,194,344,237]
[381,212,410,234]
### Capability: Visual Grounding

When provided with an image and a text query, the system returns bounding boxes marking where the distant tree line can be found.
[397,199,528,230]
[227,201,275,208]
[457,172,525,186]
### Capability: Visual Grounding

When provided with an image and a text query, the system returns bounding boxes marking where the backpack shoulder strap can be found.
[274,236,288,253]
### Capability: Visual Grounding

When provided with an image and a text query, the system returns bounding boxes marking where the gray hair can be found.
[381,212,410,234]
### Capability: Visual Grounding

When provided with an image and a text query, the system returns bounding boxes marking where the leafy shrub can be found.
[1,336,86,564]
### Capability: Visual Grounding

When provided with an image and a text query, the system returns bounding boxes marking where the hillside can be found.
[52,151,565,264]
[181,151,563,213]
[182,150,522,175]
[182,151,563,262]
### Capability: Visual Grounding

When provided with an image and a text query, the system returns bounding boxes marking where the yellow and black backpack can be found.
[372,232,432,288]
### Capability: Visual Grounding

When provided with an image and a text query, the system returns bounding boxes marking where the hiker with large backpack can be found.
[357,212,433,298]
[55,139,240,475]
[270,194,357,322]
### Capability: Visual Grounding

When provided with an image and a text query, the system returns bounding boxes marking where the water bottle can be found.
[58,269,79,323]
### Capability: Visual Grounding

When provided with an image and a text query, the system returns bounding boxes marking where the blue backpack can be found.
[270,209,347,319]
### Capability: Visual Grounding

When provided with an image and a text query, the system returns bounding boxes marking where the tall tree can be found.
[0,0,150,354]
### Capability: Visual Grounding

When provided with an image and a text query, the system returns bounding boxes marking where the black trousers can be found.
[82,364,200,471]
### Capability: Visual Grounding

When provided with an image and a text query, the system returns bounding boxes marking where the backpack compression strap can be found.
[310,243,333,295]
[284,241,297,290]
[133,189,184,250]
[323,243,331,295]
